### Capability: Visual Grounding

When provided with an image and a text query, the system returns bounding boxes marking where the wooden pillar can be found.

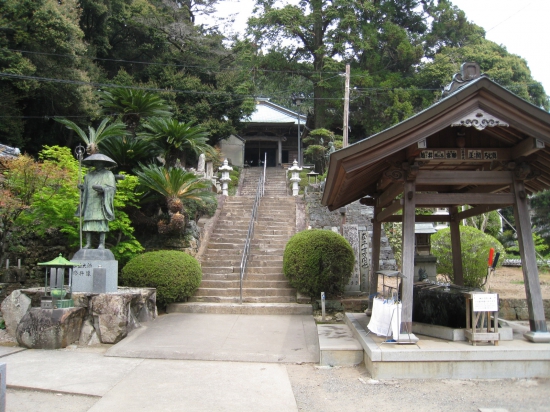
[368,206,382,311]
[449,206,464,286]
[511,179,549,339]
[401,180,416,333]
[277,139,282,165]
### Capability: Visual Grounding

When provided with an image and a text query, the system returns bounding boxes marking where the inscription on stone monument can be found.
[343,224,360,292]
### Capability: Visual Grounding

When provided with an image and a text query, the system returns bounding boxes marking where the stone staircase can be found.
[168,167,311,315]
[239,167,289,197]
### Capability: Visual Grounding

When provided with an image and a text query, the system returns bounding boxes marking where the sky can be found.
[198,0,550,97]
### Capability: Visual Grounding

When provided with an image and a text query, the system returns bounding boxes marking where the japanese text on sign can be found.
[472,293,498,312]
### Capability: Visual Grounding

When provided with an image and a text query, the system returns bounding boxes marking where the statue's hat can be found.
[82,153,117,166]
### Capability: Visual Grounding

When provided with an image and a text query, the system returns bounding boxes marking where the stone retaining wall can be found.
[499,298,550,321]
[1,287,157,349]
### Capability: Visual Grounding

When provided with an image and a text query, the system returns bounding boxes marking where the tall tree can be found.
[247,0,427,130]
[0,0,99,150]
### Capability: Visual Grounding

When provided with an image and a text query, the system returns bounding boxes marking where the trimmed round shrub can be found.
[121,250,202,307]
[431,226,505,288]
[283,229,355,298]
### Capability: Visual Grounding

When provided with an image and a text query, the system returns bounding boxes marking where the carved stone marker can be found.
[71,249,118,293]
[343,224,360,292]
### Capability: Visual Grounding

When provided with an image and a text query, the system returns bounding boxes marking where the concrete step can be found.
[187,296,298,304]
[245,267,283,275]
[318,324,363,367]
[199,279,240,288]
[201,259,241,267]
[167,302,312,315]
[207,242,246,250]
[194,287,296,297]
[201,266,238,275]
[202,250,243,257]
[248,255,283,262]
[245,273,287,281]
[199,279,292,288]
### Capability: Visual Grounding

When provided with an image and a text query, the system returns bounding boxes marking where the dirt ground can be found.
[287,364,550,412]
[484,266,550,299]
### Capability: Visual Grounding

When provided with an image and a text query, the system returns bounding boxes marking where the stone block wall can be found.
[499,298,550,321]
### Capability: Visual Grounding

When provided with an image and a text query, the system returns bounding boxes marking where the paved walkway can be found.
[1,313,320,411]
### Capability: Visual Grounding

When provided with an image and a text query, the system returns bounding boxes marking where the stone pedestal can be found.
[16,307,85,349]
[413,254,437,282]
[71,249,118,293]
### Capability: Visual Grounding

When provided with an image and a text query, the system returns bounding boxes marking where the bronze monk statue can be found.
[78,154,117,249]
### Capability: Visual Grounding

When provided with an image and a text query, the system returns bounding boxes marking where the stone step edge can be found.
[166,302,313,315]
[318,323,364,367]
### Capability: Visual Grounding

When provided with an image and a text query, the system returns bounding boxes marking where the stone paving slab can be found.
[106,313,319,364]
[0,346,25,359]
[4,348,143,396]
[87,359,298,412]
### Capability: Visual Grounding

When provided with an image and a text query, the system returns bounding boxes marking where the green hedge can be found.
[431,226,505,288]
[283,229,355,298]
[121,250,202,307]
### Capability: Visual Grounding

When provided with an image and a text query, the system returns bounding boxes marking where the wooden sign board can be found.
[472,293,499,312]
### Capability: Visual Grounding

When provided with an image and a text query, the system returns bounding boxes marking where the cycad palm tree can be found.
[99,88,172,137]
[134,163,215,233]
[140,117,215,167]
[99,135,161,173]
[55,118,126,155]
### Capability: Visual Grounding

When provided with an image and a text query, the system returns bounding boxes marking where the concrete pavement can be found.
[0,313,320,411]
[105,313,319,363]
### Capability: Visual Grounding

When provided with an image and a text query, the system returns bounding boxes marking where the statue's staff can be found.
[74,144,86,250]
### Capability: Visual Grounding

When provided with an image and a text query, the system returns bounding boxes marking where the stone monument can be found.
[197,153,206,177]
[71,153,120,293]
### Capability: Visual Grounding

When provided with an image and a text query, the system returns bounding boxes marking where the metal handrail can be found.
[262,152,266,196]
[240,152,267,303]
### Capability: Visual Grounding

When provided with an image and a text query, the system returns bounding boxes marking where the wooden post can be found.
[511,179,549,337]
[449,206,464,286]
[368,206,382,312]
[401,180,416,333]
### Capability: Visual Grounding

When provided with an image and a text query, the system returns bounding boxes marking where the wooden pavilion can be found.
[322,63,550,343]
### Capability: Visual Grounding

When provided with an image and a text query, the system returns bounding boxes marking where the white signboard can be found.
[472,293,499,312]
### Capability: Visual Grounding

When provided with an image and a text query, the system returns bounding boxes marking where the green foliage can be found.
[431,226,505,288]
[0,0,98,149]
[99,88,173,137]
[0,151,70,265]
[99,135,161,174]
[55,118,127,155]
[14,146,143,265]
[463,210,502,238]
[121,250,202,307]
[135,163,216,208]
[182,197,218,222]
[140,118,215,167]
[283,229,355,298]
[108,173,145,265]
[530,190,550,253]
[227,168,240,196]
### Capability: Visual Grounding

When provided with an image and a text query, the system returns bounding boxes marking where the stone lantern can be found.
[288,160,302,196]
[38,254,79,309]
[219,158,233,196]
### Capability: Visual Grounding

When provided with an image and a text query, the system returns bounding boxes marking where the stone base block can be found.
[71,248,118,293]
[524,331,550,343]
[16,307,85,349]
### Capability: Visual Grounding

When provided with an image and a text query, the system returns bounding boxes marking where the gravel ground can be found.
[286,364,550,412]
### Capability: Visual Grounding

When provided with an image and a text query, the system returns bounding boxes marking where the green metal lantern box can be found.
[38,254,79,309]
